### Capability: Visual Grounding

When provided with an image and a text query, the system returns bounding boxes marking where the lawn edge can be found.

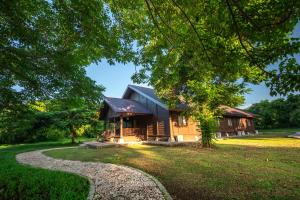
[41,147,96,200]
[16,147,95,200]
[120,165,173,200]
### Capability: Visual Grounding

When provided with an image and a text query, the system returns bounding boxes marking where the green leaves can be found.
[0,0,136,108]
[248,94,300,129]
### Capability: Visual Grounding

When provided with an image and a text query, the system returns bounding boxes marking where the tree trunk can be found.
[71,125,76,144]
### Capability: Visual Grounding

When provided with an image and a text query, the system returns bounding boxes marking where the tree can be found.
[2,1,300,146]
[0,99,104,144]
[247,94,300,129]
[106,0,300,146]
[0,0,134,109]
[45,98,104,143]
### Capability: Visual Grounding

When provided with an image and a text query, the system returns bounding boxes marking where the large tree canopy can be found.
[1,1,300,145]
[107,0,300,115]
[2,0,299,111]
[0,0,135,108]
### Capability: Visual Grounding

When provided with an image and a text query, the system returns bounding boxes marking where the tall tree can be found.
[0,0,134,108]
[106,0,300,146]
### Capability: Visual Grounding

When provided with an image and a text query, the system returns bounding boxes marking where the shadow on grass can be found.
[45,141,300,200]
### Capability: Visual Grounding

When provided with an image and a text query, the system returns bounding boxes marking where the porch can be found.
[103,115,151,143]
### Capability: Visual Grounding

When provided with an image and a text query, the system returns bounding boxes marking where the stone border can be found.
[16,147,171,200]
[123,165,173,200]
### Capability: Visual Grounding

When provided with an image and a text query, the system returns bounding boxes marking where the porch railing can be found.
[123,128,146,136]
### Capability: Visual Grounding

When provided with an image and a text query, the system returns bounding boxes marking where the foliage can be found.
[46,98,104,143]
[0,140,90,200]
[45,129,300,200]
[0,105,64,144]
[106,0,300,146]
[0,99,103,144]
[199,117,217,148]
[247,94,300,129]
[2,0,300,147]
[0,0,133,108]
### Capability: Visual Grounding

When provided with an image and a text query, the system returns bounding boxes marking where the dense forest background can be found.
[0,100,104,144]
[247,94,300,129]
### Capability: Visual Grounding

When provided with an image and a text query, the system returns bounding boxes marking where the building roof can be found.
[124,85,187,110]
[220,105,255,118]
[104,97,152,114]
[105,85,255,118]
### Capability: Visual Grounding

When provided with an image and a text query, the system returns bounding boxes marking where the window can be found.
[247,119,251,126]
[177,115,187,127]
[123,117,133,128]
[228,118,233,127]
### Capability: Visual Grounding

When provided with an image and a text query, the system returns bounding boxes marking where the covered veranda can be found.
[99,97,153,143]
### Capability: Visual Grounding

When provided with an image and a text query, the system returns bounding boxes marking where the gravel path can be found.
[16,148,169,200]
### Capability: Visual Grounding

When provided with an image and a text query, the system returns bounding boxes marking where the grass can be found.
[45,129,300,200]
[0,137,94,200]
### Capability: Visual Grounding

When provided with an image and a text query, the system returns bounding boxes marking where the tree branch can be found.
[225,0,273,77]
[148,0,185,39]
[231,0,294,31]
[169,0,213,65]
[144,0,173,46]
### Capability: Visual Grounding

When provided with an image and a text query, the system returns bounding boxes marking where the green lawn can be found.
[0,137,94,200]
[45,129,300,200]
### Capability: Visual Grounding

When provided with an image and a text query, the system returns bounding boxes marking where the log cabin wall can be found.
[169,111,201,141]
[218,117,255,136]
[128,91,170,140]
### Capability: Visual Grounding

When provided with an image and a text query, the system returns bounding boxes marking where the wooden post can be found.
[113,118,116,136]
[169,115,175,142]
[146,122,149,141]
[120,116,124,143]
[156,119,159,141]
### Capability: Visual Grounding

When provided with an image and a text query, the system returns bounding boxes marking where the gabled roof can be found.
[123,85,187,110]
[123,85,168,109]
[104,97,152,114]
[220,105,255,118]
[118,85,255,118]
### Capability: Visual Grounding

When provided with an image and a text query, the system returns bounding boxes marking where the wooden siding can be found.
[169,111,201,141]
[128,90,170,137]
[218,117,255,136]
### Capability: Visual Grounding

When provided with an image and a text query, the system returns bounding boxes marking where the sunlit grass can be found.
[45,129,300,200]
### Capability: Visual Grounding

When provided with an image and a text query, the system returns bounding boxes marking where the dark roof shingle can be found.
[104,97,152,114]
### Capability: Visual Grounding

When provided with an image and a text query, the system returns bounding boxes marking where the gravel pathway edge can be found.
[16,147,171,200]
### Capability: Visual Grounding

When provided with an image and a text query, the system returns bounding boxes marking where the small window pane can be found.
[228,119,232,127]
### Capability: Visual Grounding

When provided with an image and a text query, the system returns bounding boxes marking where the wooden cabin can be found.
[99,85,256,143]
[217,106,256,137]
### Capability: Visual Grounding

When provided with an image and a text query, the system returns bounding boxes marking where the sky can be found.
[86,24,300,109]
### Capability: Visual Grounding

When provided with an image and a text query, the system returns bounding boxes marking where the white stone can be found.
[16,148,166,200]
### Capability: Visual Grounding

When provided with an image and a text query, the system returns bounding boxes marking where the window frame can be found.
[177,115,188,127]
